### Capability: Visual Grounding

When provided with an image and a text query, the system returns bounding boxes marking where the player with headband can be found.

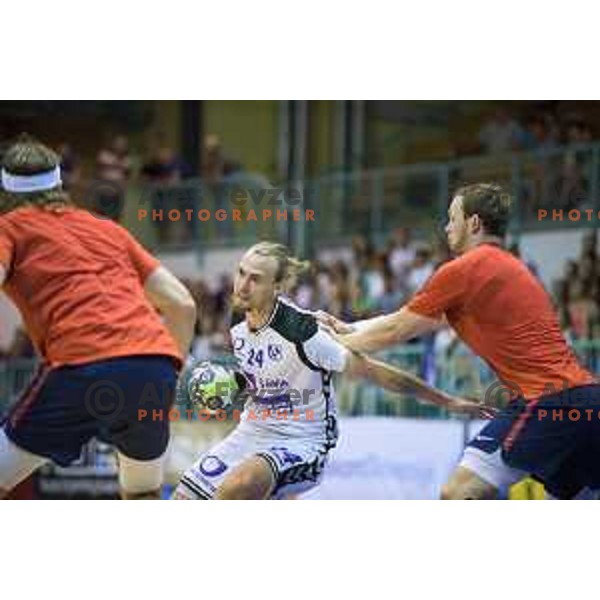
[0,134,196,499]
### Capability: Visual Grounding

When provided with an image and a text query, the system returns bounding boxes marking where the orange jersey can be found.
[406,243,594,400]
[0,206,182,367]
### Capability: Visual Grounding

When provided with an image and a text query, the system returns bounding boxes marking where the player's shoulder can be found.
[0,208,18,232]
[270,296,318,343]
[436,244,504,275]
[0,205,44,229]
[460,243,527,278]
[229,309,247,336]
[76,209,128,235]
[0,205,89,235]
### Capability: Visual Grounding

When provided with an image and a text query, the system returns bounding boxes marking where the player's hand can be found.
[316,311,354,335]
[445,396,497,419]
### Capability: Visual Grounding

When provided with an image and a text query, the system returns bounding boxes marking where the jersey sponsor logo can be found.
[258,377,289,390]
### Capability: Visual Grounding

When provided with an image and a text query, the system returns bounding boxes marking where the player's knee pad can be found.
[118,452,164,496]
[0,428,48,491]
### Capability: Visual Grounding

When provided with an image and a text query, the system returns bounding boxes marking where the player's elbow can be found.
[160,291,197,325]
[344,354,368,380]
[145,267,197,323]
[172,295,197,323]
[392,308,440,343]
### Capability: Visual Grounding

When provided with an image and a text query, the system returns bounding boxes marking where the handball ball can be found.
[187,362,244,413]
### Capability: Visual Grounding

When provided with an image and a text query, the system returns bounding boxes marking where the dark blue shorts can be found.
[468,384,600,499]
[2,355,178,467]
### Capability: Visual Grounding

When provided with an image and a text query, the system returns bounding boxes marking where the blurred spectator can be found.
[142,138,184,184]
[521,114,561,216]
[361,252,386,308]
[564,260,580,297]
[93,134,132,220]
[509,242,539,278]
[568,278,598,340]
[294,272,315,309]
[58,142,81,190]
[201,134,242,183]
[555,118,593,210]
[350,235,371,268]
[580,254,596,284]
[565,118,592,145]
[407,245,434,293]
[329,260,354,321]
[387,227,416,283]
[552,231,600,342]
[213,274,233,315]
[432,238,452,267]
[377,269,405,314]
[96,134,132,184]
[314,262,335,311]
[522,115,557,151]
[580,231,597,262]
[201,134,243,239]
[142,137,195,245]
[190,315,228,360]
[553,278,572,331]
[479,107,523,154]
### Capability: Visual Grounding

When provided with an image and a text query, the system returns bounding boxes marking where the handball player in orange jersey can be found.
[0,135,197,499]
[322,183,598,499]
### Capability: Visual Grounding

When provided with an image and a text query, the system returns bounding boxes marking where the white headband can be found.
[1,166,62,193]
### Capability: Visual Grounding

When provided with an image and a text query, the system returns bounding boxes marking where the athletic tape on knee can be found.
[118,453,164,494]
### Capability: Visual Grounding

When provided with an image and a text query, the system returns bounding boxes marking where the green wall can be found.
[204,100,279,179]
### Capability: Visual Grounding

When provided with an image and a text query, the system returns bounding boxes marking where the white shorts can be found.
[460,446,598,499]
[459,446,526,492]
[174,427,331,500]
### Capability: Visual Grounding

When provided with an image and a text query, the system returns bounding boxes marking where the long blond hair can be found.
[248,241,311,292]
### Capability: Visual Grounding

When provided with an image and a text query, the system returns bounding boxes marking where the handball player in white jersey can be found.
[173,242,489,500]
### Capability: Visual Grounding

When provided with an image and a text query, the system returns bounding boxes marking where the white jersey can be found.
[230,296,349,447]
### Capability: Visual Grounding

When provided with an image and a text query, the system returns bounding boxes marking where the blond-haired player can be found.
[173,242,489,500]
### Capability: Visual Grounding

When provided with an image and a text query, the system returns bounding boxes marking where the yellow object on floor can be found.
[509,477,546,500]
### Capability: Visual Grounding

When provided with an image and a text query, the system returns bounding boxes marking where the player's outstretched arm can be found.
[144,266,197,357]
[344,352,494,418]
[319,307,443,354]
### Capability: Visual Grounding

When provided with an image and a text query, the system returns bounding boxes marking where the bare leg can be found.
[215,455,276,500]
[441,466,499,500]
[121,489,161,500]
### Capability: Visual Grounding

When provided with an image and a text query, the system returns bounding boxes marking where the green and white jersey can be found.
[230,297,349,447]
